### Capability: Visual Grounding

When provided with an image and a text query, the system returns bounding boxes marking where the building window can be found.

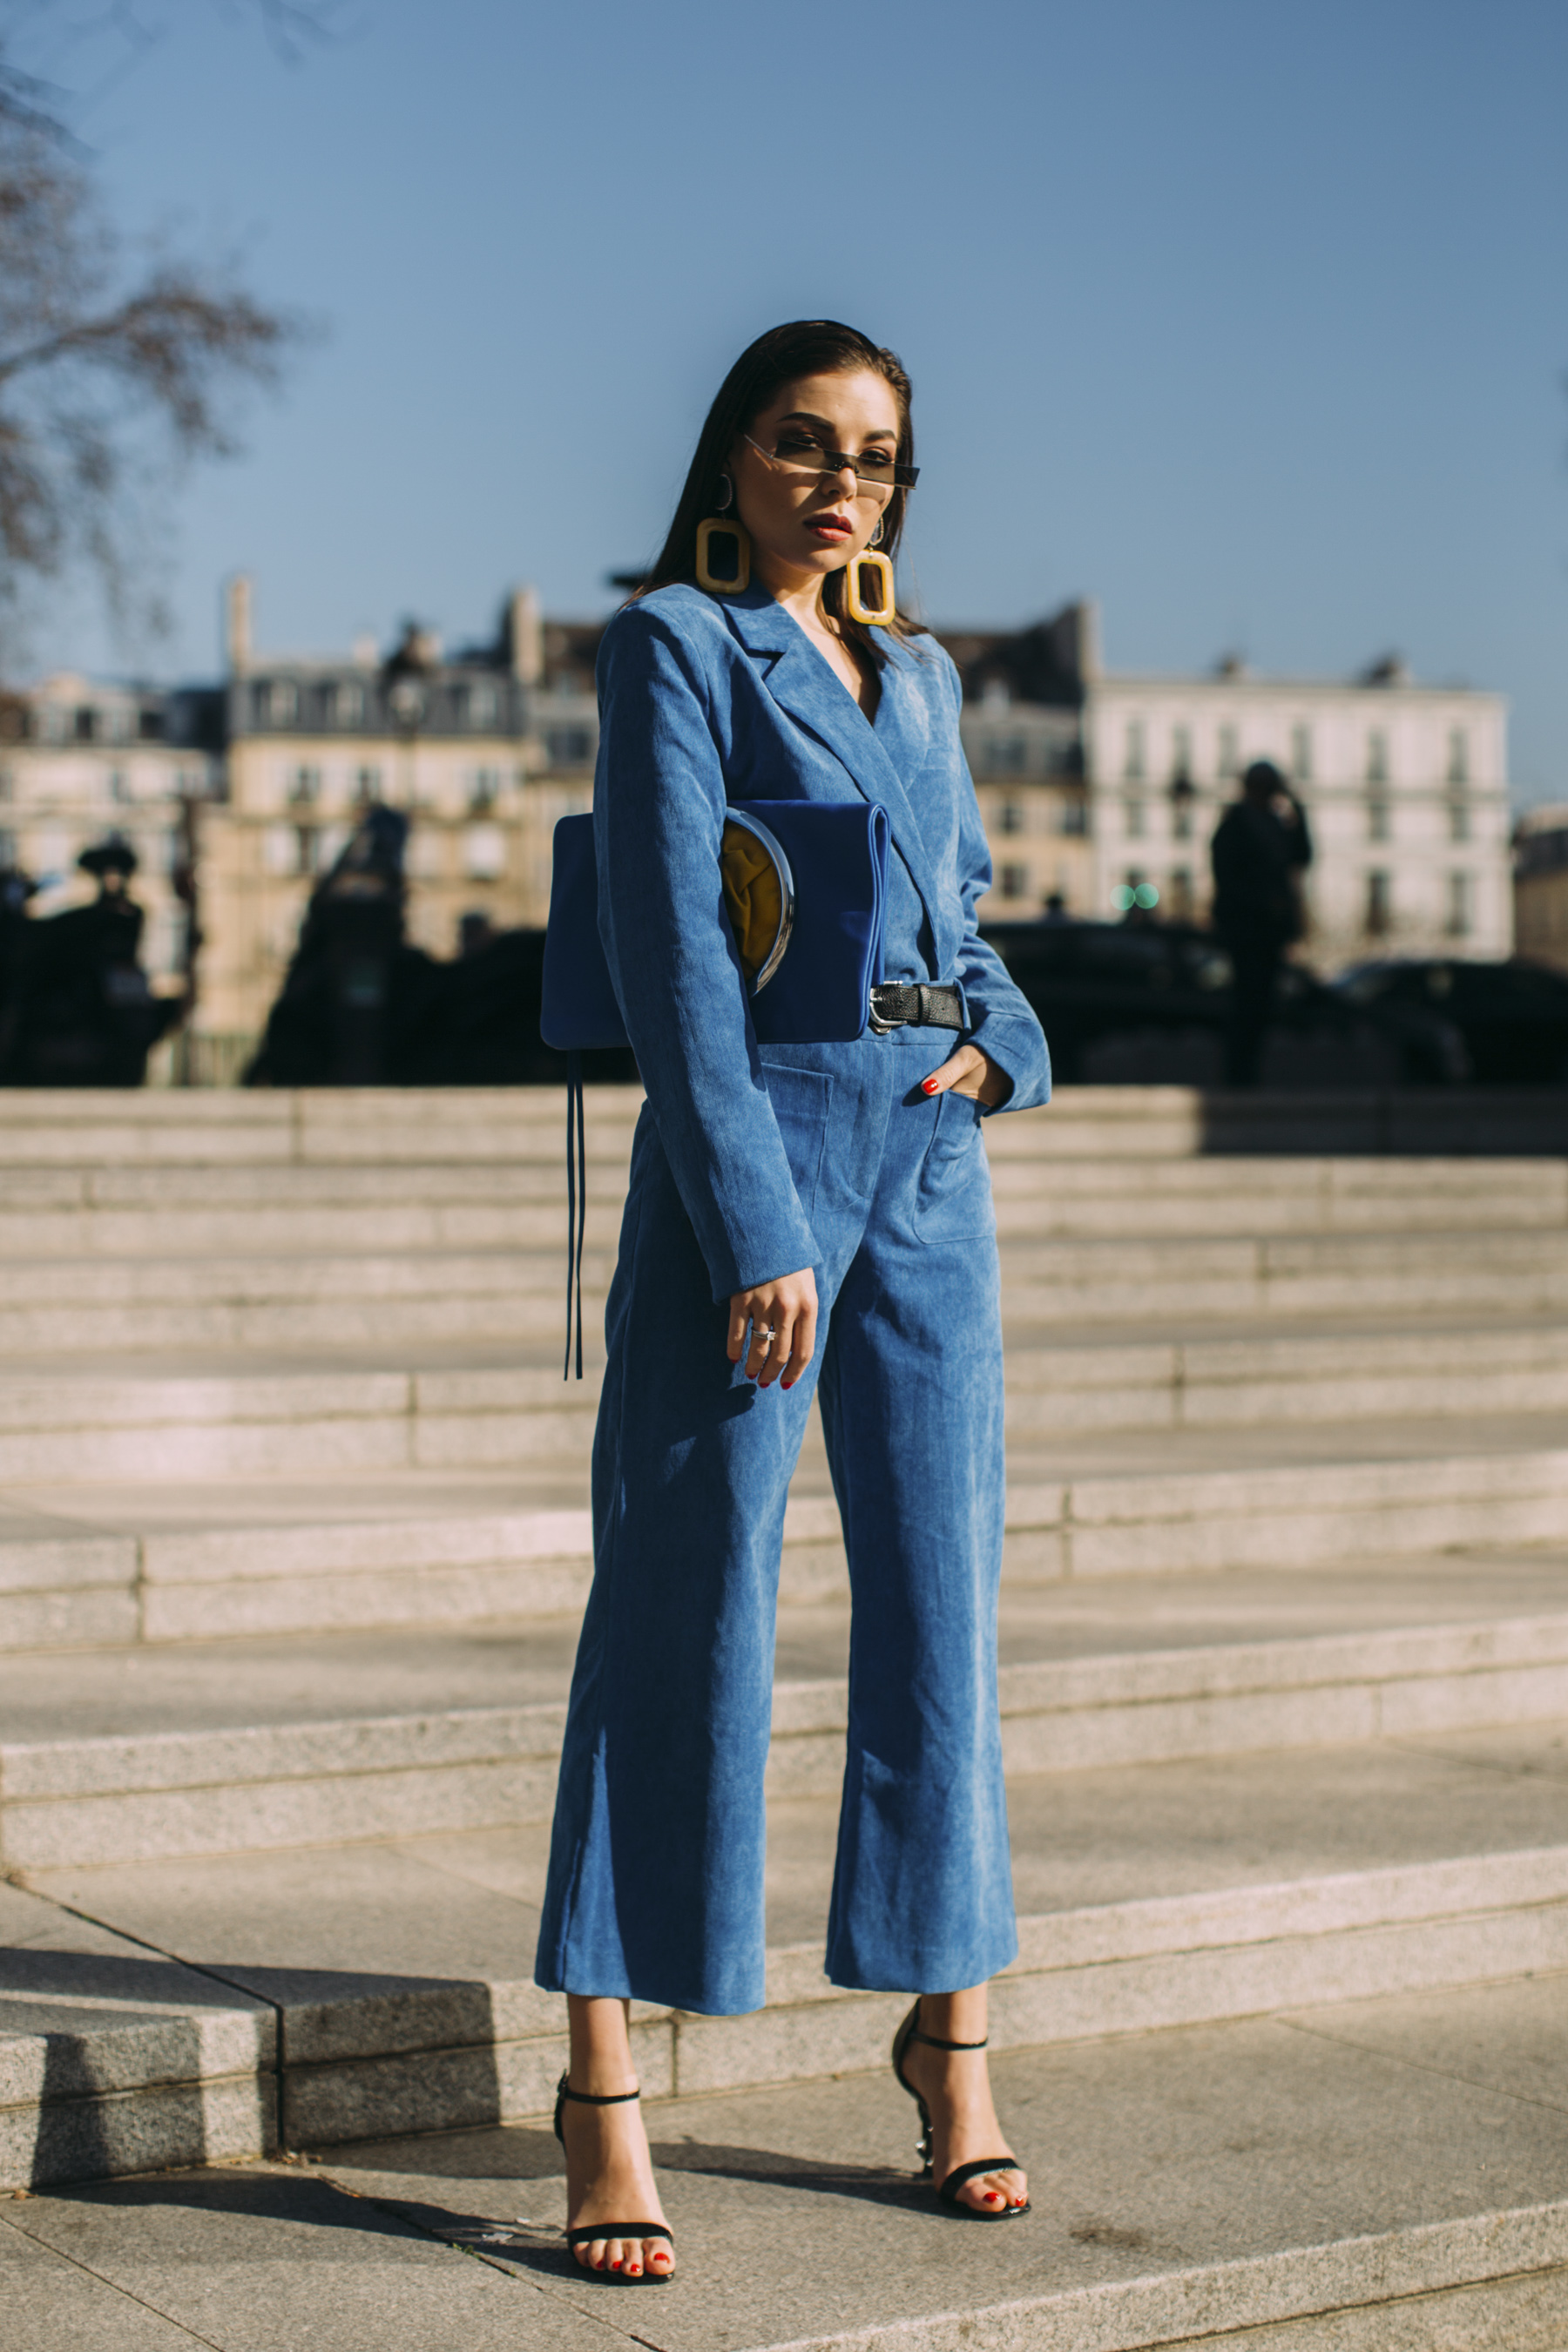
[1217,724,1240,779]
[74,707,97,742]
[0,771,10,802]
[263,824,295,875]
[545,726,593,767]
[1448,798,1470,843]
[336,682,363,727]
[998,862,1028,901]
[1124,797,1146,838]
[997,801,1024,836]
[1170,726,1193,781]
[1168,868,1194,920]
[1367,799,1390,843]
[109,771,130,804]
[1123,720,1146,781]
[1170,777,1196,841]
[984,736,1027,776]
[1290,723,1312,782]
[1447,728,1469,785]
[463,823,506,881]
[469,768,500,814]
[289,766,321,807]
[1365,730,1389,784]
[354,766,382,807]
[1365,871,1391,936]
[294,824,318,875]
[1446,871,1472,936]
[470,685,497,730]
[0,828,14,865]
[139,707,162,741]
[1058,795,1089,837]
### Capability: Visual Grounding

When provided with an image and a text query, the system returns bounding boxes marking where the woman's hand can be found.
[922,1043,1011,1107]
[728,1267,817,1390]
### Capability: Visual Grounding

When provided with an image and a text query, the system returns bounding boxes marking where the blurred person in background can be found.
[0,836,182,1085]
[246,804,442,1085]
[1210,758,1313,1085]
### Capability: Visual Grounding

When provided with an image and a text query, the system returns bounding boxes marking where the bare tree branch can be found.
[0,5,316,659]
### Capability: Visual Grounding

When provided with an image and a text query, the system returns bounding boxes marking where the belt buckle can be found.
[867,984,902,1036]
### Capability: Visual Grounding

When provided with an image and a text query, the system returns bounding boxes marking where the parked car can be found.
[1329,959,1568,1085]
[977,918,1396,1085]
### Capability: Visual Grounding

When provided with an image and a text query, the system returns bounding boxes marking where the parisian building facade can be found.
[0,673,223,1060]
[951,603,1512,964]
[1513,804,1568,974]
[0,583,1516,1073]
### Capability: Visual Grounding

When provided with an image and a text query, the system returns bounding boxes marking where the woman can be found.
[535,321,1051,2280]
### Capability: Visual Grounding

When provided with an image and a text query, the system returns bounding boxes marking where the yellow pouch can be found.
[720,815,789,985]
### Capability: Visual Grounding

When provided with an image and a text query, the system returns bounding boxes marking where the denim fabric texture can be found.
[532,582,1051,2017]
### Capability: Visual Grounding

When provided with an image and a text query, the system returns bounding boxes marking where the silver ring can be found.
[756,1323,777,1346]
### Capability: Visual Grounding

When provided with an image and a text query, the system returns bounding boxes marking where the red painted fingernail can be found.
[922,1078,938,1094]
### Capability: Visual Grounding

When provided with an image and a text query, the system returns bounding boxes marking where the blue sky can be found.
[20,0,1568,802]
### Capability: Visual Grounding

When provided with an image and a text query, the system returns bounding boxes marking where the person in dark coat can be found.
[0,836,181,1085]
[1210,760,1313,1085]
[245,805,444,1085]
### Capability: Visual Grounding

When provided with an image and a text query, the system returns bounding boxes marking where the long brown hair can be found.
[640,320,928,666]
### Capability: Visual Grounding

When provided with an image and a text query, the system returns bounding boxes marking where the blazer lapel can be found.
[720,591,943,936]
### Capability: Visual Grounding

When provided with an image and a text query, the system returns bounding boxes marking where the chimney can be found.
[1043,598,1101,688]
[507,585,542,686]
[1074,598,1102,683]
[225,574,253,674]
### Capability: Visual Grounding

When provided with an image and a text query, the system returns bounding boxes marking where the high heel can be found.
[551,2074,674,2275]
[891,2001,1031,2220]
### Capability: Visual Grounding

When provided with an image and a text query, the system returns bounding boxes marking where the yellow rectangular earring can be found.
[844,548,896,625]
[696,516,751,594]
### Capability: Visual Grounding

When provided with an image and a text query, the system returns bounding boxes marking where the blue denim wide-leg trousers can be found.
[533,1027,1017,2017]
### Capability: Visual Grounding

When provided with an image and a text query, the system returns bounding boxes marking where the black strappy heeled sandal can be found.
[891,2001,1031,2220]
[551,2073,674,2277]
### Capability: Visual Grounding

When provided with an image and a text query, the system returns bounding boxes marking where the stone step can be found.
[3,1221,1565,1348]
[0,1312,1561,1485]
[3,1417,1566,1646]
[1004,1316,1568,1431]
[4,1553,1568,1862]
[10,1718,1568,2182]
[4,1081,1568,1164]
[0,1085,644,1168]
[0,1355,595,1484]
[0,1155,1563,1252]
[0,1879,274,2193]
[9,1991,1568,2349]
[315,1996,1568,2352]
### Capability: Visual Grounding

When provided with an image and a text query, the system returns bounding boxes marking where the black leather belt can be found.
[868,982,964,1035]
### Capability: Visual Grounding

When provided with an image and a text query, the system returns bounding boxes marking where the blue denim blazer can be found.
[594,581,1051,1301]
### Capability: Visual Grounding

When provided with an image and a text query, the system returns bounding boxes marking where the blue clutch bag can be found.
[541,799,891,1051]
[541,799,891,1379]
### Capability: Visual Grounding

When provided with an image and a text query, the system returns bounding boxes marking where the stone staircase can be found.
[3,1083,1568,2346]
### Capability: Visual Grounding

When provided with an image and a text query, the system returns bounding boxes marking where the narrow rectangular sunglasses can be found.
[747,430,919,492]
